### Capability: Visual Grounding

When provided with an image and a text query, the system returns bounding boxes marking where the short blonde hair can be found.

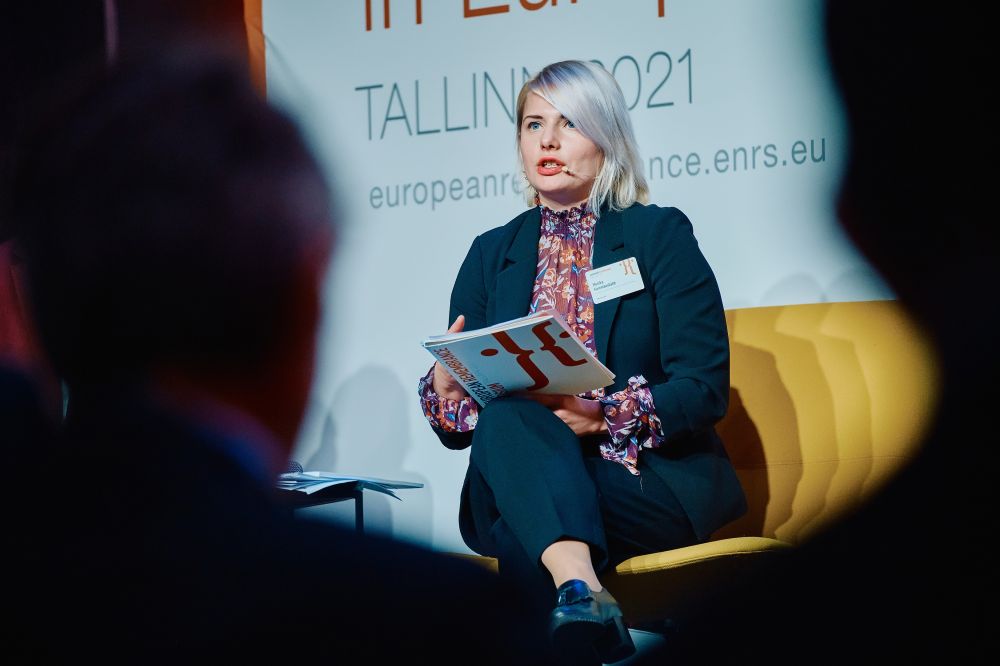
[516,60,649,216]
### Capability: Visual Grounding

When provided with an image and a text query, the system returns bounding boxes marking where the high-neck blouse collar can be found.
[539,204,594,237]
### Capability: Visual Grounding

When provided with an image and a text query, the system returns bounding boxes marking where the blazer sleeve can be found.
[644,208,730,442]
[448,234,490,332]
[430,234,490,451]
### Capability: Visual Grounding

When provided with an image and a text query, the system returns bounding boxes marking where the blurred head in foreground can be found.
[825,0,991,367]
[11,48,334,456]
[632,4,995,663]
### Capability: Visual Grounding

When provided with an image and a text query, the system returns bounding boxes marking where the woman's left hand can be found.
[523,394,608,436]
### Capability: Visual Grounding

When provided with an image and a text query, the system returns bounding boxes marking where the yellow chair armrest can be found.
[447,552,499,574]
[605,537,793,626]
[613,536,792,575]
[447,538,793,626]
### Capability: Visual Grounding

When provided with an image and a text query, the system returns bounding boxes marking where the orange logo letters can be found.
[366,1,662,31]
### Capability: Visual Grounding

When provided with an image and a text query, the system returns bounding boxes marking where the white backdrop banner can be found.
[260,0,891,552]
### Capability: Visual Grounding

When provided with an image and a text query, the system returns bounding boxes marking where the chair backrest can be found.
[711,300,938,544]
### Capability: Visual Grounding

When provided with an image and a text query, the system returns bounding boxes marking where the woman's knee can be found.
[471,396,560,465]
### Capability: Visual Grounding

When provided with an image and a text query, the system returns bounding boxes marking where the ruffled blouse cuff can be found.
[598,375,666,449]
[417,365,480,433]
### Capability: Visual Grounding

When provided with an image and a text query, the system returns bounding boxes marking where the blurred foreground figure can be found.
[6,50,539,663]
[646,2,995,663]
[1,2,105,418]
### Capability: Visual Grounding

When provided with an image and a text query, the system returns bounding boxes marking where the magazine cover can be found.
[421,309,615,406]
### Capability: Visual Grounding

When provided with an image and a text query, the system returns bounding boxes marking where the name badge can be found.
[585,257,645,304]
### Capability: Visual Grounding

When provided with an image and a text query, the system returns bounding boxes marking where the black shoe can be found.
[549,579,636,664]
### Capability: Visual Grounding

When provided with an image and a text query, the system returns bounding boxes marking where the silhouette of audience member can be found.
[640,1,995,663]
[1,2,105,418]
[2,6,102,612]
[6,49,539,663]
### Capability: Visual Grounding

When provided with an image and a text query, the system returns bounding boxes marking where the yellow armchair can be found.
[453,300,939,627]
[603,299,939,625]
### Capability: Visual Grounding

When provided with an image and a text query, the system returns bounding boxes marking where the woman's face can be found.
[519,92,603,211]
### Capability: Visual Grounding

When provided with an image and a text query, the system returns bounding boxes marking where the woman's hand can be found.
[432,315,470,401]
[524,393,608,436]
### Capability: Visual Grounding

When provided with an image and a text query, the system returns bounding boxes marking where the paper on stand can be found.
[277,471,424,499]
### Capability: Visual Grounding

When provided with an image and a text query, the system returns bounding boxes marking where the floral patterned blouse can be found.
[418,204,667,475]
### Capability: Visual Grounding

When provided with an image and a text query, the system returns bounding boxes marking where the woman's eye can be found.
[565,119,576,129]
[527,121,541,131]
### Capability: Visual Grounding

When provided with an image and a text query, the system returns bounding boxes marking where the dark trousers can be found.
[462,397,698,626]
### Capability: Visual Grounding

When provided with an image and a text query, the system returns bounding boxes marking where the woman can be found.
[418,60,746,663]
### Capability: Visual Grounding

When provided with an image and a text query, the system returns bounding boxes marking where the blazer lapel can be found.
[494,207,541,324]
[592,207,631,363]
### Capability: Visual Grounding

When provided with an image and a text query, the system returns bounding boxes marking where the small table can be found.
[277,476,424,534]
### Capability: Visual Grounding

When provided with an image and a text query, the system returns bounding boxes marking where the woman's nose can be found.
[540,126,559,149]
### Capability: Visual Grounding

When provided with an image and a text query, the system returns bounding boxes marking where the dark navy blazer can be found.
[434,203,746,542]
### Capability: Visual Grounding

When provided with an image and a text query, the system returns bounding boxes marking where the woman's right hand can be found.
[432,315,469,401]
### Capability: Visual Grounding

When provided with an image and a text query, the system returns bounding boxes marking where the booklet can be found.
[277,471,424,499]
[421,309,615,406]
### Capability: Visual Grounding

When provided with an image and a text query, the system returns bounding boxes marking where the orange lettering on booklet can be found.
[482,321,590,392]
[485,331,550,391]
[531,321,588,367]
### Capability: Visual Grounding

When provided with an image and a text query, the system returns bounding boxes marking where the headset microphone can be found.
[561,165,594,178]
